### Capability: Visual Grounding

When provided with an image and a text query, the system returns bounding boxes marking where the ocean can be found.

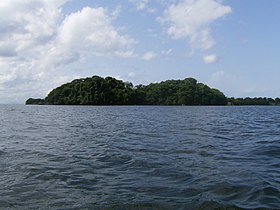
[0,105,279,209]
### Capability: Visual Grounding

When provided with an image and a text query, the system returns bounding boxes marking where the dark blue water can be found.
[0,105,279,209]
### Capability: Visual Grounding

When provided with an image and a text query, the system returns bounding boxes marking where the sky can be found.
[0,0,280,104]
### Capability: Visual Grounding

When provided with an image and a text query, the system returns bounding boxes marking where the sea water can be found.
[0,105,279,209]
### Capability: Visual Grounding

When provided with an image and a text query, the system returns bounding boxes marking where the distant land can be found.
[26,75,280,106]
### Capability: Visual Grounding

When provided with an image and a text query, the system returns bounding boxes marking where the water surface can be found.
[0,105,279,209]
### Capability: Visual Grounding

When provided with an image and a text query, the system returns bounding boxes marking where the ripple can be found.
[251,145,280,158]
[196,201,244,210]
[0,105,279,209]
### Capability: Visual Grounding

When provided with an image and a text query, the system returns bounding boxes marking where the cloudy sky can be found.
[0,0,279,103]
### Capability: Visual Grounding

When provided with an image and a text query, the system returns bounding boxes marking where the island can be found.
[26,76,227,105]
[26,75,280,106]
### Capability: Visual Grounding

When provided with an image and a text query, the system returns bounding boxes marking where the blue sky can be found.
[0,0,279,103]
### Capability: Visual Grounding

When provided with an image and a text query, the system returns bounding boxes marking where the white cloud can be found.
[161,48,172,55]
[142,51,158,60]
[112,5,122,19]
[129,0,156,13]
[115,71,149,86]
[160,0,232,50]
[129,0,149,11]
[0,0,67,103]
[58,7,136,58]
[0,1,137,103]
[0,0,64,55]
[203,54,219,64]
[0,42,17,57]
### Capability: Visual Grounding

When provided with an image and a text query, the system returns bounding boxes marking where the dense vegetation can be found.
[134,78,227,105]
[26,76,228,105]
[228,97,280,106]
[25,98,46,105]
[26,75,280,106]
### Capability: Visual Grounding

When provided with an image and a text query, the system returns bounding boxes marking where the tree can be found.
[27,75,229,106]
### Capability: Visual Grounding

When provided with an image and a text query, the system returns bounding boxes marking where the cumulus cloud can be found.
[203,54,219,64]
[58,7,136,58]
[0,1,137,103]
[142,51,158,60]
[0,0,67,102]
[160,0,232,50]
[0,0,64,55]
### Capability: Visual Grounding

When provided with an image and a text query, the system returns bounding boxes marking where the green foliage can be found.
[26,98,46,105]
[45,76,134,105]
[227,97,279,106]
[27,76,280,106]
[138,78,227,105]
[37,76,228,106]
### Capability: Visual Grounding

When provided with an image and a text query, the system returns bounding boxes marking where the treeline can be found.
[26,75,280,106]
[134,78,227,105]
[228,97,280,106]
[26,76,227,105]
[25,98,45,105]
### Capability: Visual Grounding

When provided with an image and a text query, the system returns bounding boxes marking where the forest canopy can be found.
[26,75,280,106]
[26,76,228,105]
